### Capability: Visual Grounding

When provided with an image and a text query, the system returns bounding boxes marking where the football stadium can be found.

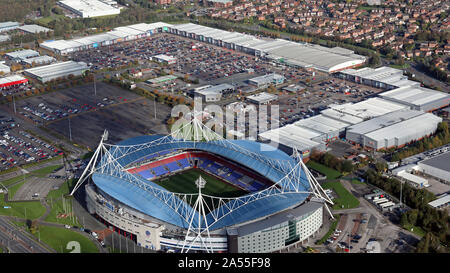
[71,120,332,253]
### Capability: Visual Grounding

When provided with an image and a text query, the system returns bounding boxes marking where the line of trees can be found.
[390,122,449,162]
[310,151,355,173]
[364,169,449,253]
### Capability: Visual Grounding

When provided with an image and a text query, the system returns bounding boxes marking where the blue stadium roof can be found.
[92,135,312,230]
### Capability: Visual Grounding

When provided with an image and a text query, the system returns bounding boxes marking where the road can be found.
[405,62,450,92]
[0,216,53,253]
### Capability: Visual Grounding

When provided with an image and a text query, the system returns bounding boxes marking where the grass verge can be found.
[322,181,360,209]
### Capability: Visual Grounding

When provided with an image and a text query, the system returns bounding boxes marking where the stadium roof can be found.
[92,134,312,230]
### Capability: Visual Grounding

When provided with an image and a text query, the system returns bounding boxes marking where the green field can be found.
[321,181,360,210]
[0,194,46,220]
[153,168,247,198]
[306,161,342,180]
[33,225,98,253]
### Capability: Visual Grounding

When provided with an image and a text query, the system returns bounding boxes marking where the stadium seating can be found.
[166,161,181,172]
[152,165,168,176]
[178,158,191,168]
[138,170,155,180]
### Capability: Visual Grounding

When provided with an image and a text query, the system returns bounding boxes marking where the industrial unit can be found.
[0,62,10,74]
[168,23,366,73]
[294,115,351,141]
[338,66,450,112]
[248,73,285,88]
[5,49,40,61]
[246,92,278,105]
[0,75,28,90]
[258,124,326,157]
[346,109,442,150]
[418,151,450,183]
[0,21,19,33]
[379,86,450,112]
[428,194,450,209]
[21,55,56,66]
[40,22,172,55]
[193,83,235,102]
[23,61,89,83]
[18,24,52,34]
[152,54,177,65]
[58,0,121,18]
[41,22,366,72]
[146,75,177,84]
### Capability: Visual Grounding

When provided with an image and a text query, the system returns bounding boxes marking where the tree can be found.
[400,213,409,227]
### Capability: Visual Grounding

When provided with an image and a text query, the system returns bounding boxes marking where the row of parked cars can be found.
[0,129,62,170]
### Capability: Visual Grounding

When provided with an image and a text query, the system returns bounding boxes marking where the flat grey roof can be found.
[24,61,88,78]
[420,151,450,172]
[18,24,52,33]
[236,200,323,237]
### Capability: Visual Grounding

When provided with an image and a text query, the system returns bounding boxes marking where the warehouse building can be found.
[167,23,366,73]
[428,194,450,209]
[0,75,28,90]
[379,86,450,112]
[58,0,121,18]
[418,151,450,183]
[146,75,177,84]
[18,25,52,34]
[337,66,450,112]
[321,97,408,125]
[0,34,10,43]
[40,22,172,55]
[246,92,278,105]
[248,73,285,89]
[258,124,325,158]
[152,54,177,65]
[345,109,442,150]
[337,66,418,90]
[21,55,56,66]
[0,62,10,74]
[24,61,89,83]
[6,49,40,61]
[193,83,235,102]
[0,21,19,33]
[294,115,351,141]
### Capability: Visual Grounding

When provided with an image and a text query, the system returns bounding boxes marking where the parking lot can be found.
[15,82,174,148]
[0,113,63,171]
[11,176,65,201]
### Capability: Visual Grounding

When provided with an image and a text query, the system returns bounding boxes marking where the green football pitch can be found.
[152,168,247,198]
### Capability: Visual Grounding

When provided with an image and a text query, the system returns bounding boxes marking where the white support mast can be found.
[292,148,335,219]
[70,130,108,196]
[181,176,213,253]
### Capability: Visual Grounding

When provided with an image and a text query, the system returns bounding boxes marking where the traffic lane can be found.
[0,217,51,253]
